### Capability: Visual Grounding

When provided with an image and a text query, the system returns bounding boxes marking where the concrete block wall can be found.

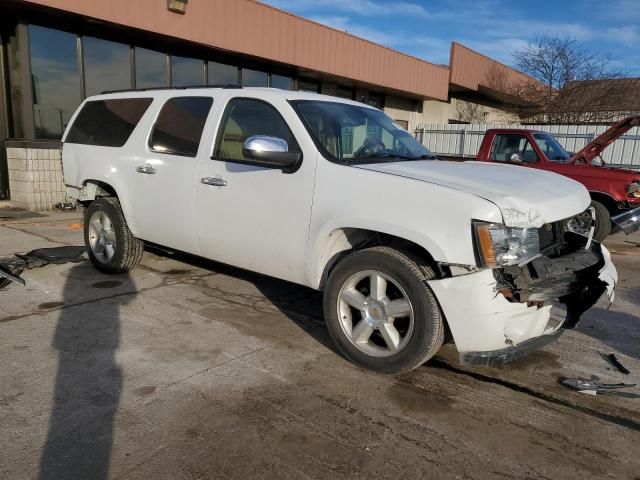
[6,144,66,211]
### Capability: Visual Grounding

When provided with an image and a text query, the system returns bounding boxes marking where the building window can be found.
[336,86,354,100]
[29,25,81,139]
[242,68,268,87]
[271,74,293,90]
[65,98,153,147]
[298,79,320,93]
[83,37,132,97]
[394,119,409,130]
[135,48,167,88]
[208,62,238,85]
[171,56,204,87]
[149,97,213,156]
[368,92,384,109]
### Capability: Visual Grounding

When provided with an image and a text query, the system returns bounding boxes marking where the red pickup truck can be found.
[469,115,640,241]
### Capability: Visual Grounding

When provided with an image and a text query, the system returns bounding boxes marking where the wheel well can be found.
[79,180,118,205]
[319,228,442,291]
[589,192,617,213]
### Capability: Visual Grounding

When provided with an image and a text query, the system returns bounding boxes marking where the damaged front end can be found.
[494,229,614,330]
[428,212,617,366]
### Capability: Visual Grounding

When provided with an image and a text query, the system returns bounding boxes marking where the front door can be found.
[195,96,316,285]
[131,96,214,254]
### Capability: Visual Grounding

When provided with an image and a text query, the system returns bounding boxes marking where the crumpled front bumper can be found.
[427,244,617,365]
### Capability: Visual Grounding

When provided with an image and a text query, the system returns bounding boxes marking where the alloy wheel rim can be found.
[337,270,414,357]
[88,211,117,264]
[568,210,594,236]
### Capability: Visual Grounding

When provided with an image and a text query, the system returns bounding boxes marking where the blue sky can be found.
[262,0,640,76]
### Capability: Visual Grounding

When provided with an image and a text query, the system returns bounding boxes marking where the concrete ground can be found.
[1,206,639,480]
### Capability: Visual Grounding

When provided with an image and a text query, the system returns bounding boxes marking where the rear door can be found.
[130,95,214,254]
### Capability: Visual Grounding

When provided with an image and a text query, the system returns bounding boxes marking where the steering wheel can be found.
[354,137,386,158]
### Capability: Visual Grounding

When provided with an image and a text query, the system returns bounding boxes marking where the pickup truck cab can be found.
[62,87,618,373]
[474,118,640,241]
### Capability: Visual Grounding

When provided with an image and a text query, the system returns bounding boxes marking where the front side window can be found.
[214,98,300,162]
[490,134,538,163]
[149,97,213,156]
[65,98,152,147]
[291,101,432,164]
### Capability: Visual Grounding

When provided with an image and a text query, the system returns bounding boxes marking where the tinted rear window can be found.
[149,97,214,157]
[65,98,153,147]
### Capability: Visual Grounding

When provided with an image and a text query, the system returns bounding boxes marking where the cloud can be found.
[605,25,640,47]
[309,15,397,45]
[268,0,430,17]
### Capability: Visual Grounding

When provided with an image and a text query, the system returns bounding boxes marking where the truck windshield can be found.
[290,100,435,164]
[533,133,571,162]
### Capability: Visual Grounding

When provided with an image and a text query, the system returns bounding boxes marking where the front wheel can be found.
[85,197,144,274]
[323,246,445,374]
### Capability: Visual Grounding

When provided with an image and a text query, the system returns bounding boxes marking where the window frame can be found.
[148,95,214,158]
[211,97,303,172]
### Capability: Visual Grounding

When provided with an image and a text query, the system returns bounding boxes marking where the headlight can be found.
[628,181,640,198]
[473,222,540,268]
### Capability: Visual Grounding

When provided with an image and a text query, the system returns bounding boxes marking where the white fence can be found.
[414,123,640,169]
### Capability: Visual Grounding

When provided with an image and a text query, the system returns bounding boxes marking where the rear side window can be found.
[149,97,213,157]
[65,98,152,147]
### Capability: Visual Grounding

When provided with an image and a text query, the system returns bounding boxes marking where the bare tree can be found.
[454,100,485,123]
[510,35,627,124]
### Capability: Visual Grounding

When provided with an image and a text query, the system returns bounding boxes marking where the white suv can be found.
[62,87,617,373]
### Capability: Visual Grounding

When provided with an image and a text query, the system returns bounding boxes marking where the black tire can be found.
[84,197,144,274]
[591,200,612,242]
[323,246,445,374]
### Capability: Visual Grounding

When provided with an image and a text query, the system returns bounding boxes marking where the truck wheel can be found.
[323,246,444,374]
[85,197,144,274]
[590,200,611,242]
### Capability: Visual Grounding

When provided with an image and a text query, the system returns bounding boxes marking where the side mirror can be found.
[509,153,523,164]
[242,135,301,173]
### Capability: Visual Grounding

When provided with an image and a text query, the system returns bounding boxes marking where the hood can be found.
[563,163,640,182]
[354,160,590,228]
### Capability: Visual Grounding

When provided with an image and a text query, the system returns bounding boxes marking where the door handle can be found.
[136,164,156,174]
[201,176,227,187]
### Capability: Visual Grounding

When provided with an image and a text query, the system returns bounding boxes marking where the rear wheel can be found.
[85,197,143,274]
[323,246,444,374]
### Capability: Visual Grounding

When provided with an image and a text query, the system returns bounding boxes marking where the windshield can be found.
[533,133,571,162]
[290,100,435,164]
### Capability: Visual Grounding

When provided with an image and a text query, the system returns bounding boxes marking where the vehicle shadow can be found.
[38,264,135,480]
[145,246,335,352]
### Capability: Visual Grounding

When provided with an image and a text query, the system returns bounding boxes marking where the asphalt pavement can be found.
[1,207,639,479]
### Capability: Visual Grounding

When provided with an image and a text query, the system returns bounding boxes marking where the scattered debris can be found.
[54,202,77,211]
[0,246,86,289]
[604,353,631,375]
[560,377,638,398]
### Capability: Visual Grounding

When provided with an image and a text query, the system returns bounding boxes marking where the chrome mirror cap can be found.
[243,135,289,154]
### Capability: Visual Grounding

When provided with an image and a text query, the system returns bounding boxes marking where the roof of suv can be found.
[93,86,375,109]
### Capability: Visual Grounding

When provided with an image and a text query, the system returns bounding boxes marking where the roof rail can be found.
[100,84,242,94]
